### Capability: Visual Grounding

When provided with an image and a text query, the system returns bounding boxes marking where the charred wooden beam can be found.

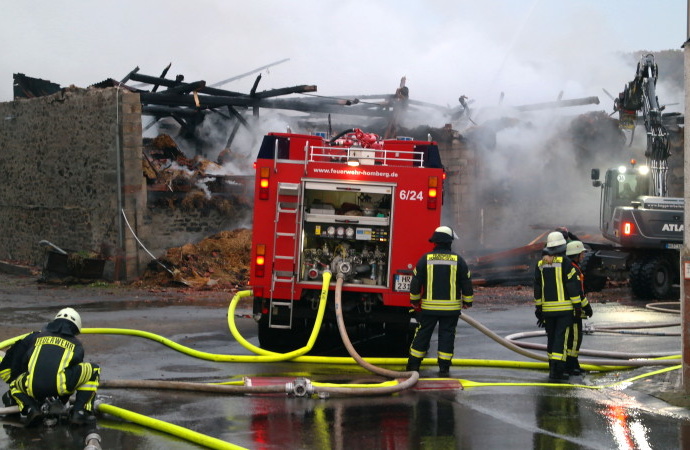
[142,105,204,117]
[250,74,261,97]
[130,72,183,89]
[158,80,207,96]
[152,63,172,93]
[515,96,600,111]
[139,92,396,118]
[120,66,140,85]
[253,84,317,99]
[197,85,245,97]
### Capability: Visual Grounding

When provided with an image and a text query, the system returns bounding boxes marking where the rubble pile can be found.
[134,228,252,290]
[143,134,253,214]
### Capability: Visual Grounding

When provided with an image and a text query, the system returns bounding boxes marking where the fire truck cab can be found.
[249,129,445,353]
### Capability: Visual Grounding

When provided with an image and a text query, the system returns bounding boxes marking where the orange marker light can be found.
[622,222,634,236]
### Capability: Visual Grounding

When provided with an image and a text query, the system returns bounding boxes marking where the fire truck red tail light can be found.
[427,176,438,209]
[622,221,634,236]
[255,244,266,277]
[259,167,270,200]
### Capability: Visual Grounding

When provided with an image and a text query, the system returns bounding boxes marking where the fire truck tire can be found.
[580,252,607,293]
[630,256,674,300]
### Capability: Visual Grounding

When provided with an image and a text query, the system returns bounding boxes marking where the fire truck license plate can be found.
[394,274,413,292]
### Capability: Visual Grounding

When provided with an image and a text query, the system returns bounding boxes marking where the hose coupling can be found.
[286,377,314,397]
[84,432,102,450]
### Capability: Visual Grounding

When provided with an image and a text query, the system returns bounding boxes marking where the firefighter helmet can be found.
[566,240,586,257]
[55,307,82,332]
[429,226,458,243]
[544,231,567,255]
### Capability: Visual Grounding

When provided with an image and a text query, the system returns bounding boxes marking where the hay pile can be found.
[134,228,252,290]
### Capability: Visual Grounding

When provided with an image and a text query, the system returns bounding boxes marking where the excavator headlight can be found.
[638,165,650,175]
[617,166,627,174]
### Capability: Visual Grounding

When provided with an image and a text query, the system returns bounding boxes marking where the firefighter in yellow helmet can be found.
[406,226,473,377]
[0,308,100,426]
[534,232,582,381]
[565,240,594,375]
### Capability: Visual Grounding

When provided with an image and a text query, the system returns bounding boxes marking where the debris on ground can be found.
[133,228,251,291]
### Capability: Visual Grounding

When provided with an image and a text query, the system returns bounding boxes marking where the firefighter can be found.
[534,232,582,381]
[565,240,594,376]
[406,226,473,377]
[0,308,100,426]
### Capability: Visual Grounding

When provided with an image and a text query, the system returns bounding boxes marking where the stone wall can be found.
[0,87,136,276]
[438,135,482,252]
[0,87,254,281]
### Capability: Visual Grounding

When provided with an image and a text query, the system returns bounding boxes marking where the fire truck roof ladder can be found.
[269,182,302,330]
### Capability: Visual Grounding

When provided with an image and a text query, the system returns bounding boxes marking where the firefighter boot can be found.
[571,357,584,376]
[549,361,569,382]
[438,361,451,377]
[13,394,43,427]
[69,391,97,426]
[564,356,576,376]
[406,356,423,372]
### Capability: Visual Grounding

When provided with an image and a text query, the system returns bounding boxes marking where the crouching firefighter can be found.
[406,226,474,377]
[0,307,100,426]
[534,232,582,381]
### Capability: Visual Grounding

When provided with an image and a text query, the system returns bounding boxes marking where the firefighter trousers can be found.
[9,362,100,412]
[566,317,583,358]
[543,312,573,362]
[409,312,460,367]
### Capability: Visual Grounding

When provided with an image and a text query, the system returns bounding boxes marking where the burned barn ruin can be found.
[1,66,683,285]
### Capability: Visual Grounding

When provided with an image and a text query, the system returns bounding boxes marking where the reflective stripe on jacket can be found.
[410,247,473,313]
[534,255,581,313]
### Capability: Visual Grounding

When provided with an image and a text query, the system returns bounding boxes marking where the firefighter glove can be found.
[584,304,593,318]
[410,301,422,313]
[574,306,582,318]
[462,301,472,309]
[535,306,545,328]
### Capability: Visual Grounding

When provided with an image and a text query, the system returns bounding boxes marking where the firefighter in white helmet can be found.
[406,226,473,377]
[565,240,594,376]
[0,307,100,426]
[534,232,582,381]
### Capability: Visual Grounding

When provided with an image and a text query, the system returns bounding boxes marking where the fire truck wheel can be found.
[629,255,675,300]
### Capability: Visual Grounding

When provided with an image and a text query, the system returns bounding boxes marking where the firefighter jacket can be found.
[534,255,581,314]
[409,245,473,314]
[0,319,85,392]
[572,262,593,319]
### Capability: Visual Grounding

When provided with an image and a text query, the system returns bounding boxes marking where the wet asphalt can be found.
[0,271,688,449]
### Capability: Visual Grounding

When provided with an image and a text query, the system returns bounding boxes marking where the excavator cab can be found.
[592,163,650,238]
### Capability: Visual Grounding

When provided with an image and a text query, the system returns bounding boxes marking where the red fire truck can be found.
[249,128,445,353]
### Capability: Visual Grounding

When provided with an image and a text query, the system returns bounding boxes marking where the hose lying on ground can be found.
[504,330,679,358]
[460,313,681,368]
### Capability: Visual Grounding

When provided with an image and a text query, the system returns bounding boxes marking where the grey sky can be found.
[0,0,686,109]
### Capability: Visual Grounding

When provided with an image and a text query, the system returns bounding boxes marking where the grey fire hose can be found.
[321,273,419,395]
[504,330,679,358]
[460,313,681,367]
